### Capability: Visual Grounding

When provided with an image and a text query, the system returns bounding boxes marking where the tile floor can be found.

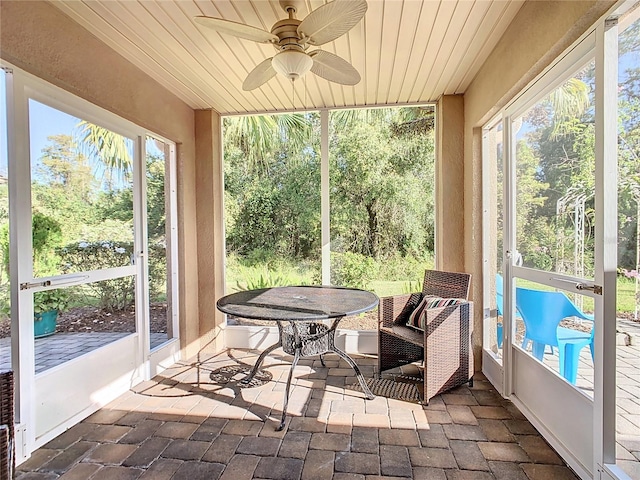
[15,348,582,480]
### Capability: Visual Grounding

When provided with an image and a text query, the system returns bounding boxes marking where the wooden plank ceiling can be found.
[51,0,525,115]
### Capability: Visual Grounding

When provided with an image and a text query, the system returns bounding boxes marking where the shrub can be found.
[0,212,63,279]
[236,271,290,291]
[331,252,378,290]
[148,242,168,301]
[59,240,167,311]
[59,241,134,311]
[375,253,433,281]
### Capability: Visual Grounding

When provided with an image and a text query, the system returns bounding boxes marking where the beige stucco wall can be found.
[436,95,465,274]
[462,0,615,367]
[195,110,226,353]
[0,0,217,358]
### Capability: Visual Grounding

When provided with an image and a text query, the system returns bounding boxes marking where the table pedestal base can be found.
[242,320,375,431]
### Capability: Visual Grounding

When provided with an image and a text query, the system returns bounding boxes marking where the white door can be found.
[482,5,640,479]
[1,66,180,457]
[501,29,618,479]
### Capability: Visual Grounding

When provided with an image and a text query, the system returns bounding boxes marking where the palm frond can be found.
[76,121,133,182]
[549,78,590,139]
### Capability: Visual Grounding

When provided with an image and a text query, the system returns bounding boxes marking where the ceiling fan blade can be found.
[309,50,360,85]
[243,58,277,91]
[194,16,278,44]
[298,0,367,46]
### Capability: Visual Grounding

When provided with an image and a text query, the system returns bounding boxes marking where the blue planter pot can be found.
[34,309,58,338]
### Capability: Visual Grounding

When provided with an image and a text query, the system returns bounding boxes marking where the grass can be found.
[225,256,640,316]
[368,280,413,298]
[617,277,636,313]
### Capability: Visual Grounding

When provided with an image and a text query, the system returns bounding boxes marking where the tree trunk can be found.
[366,201,378,258]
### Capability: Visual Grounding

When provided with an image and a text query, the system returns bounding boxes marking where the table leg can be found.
[329,345,375,400]
[241,341,282,384]
[278,347,301,431]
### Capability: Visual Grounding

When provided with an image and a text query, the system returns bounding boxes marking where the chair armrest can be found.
[379,292,422,328]
[421,300,473,333]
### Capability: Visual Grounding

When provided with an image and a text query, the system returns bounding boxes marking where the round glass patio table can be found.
[217,285,379,430]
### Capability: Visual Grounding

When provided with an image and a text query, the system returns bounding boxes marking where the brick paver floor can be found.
[16,348,580,479]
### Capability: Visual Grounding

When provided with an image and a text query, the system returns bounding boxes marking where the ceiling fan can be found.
[194,0,367,91]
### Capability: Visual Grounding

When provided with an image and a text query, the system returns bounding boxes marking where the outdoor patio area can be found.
[13,348,584,480]
[4,317,640,479]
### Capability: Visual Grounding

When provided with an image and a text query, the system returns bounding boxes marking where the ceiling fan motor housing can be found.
[271,18,306,50]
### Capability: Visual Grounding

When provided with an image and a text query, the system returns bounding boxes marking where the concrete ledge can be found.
[224,325,379,355]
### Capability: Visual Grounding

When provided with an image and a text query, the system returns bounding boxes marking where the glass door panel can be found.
[145,136,175,349]
[483,120,504,361]
[29,99,134,276]
[0,68,10,371]
[616,5,640,477]
[513,61,596,283]
[31,277,135,373]
[512,59,597,366]
[512,277,595,392]
[28,98,138,373]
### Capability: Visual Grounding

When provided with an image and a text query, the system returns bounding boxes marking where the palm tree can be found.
[223,113,313,174]
[548,77,590,139]
[76,121,133,186]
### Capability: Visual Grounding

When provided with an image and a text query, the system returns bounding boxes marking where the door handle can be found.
[550,277,603,295]
[576,283,603,295]
[20,280,51,290]
[20,275,90,290]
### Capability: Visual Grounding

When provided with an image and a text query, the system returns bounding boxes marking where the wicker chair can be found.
[378,270,473,404]
[0,370,15,479]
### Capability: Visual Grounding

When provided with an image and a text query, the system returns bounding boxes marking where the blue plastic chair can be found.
[515,286,594,384]
[496,274,521,348]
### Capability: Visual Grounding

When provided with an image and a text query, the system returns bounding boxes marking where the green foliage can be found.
[224,107,435,273]
[236,271,290,291]
[59,241,134,311]
[145,156,168,240]
[329,111,435,259]
[331,252,378,290]
[33,289,69,315]
[32,212,64,276]
[147,243,168,301]
[402,279,423,294]
[373,254,433,282]
[0,212,64,279]
[76,121,133,184]
[56,240,167,309]
[227,253,316,292]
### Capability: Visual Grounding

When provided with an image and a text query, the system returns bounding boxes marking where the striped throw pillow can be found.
[407,296,465,331]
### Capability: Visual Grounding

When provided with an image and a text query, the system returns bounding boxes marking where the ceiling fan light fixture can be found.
[272,49,313,81]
